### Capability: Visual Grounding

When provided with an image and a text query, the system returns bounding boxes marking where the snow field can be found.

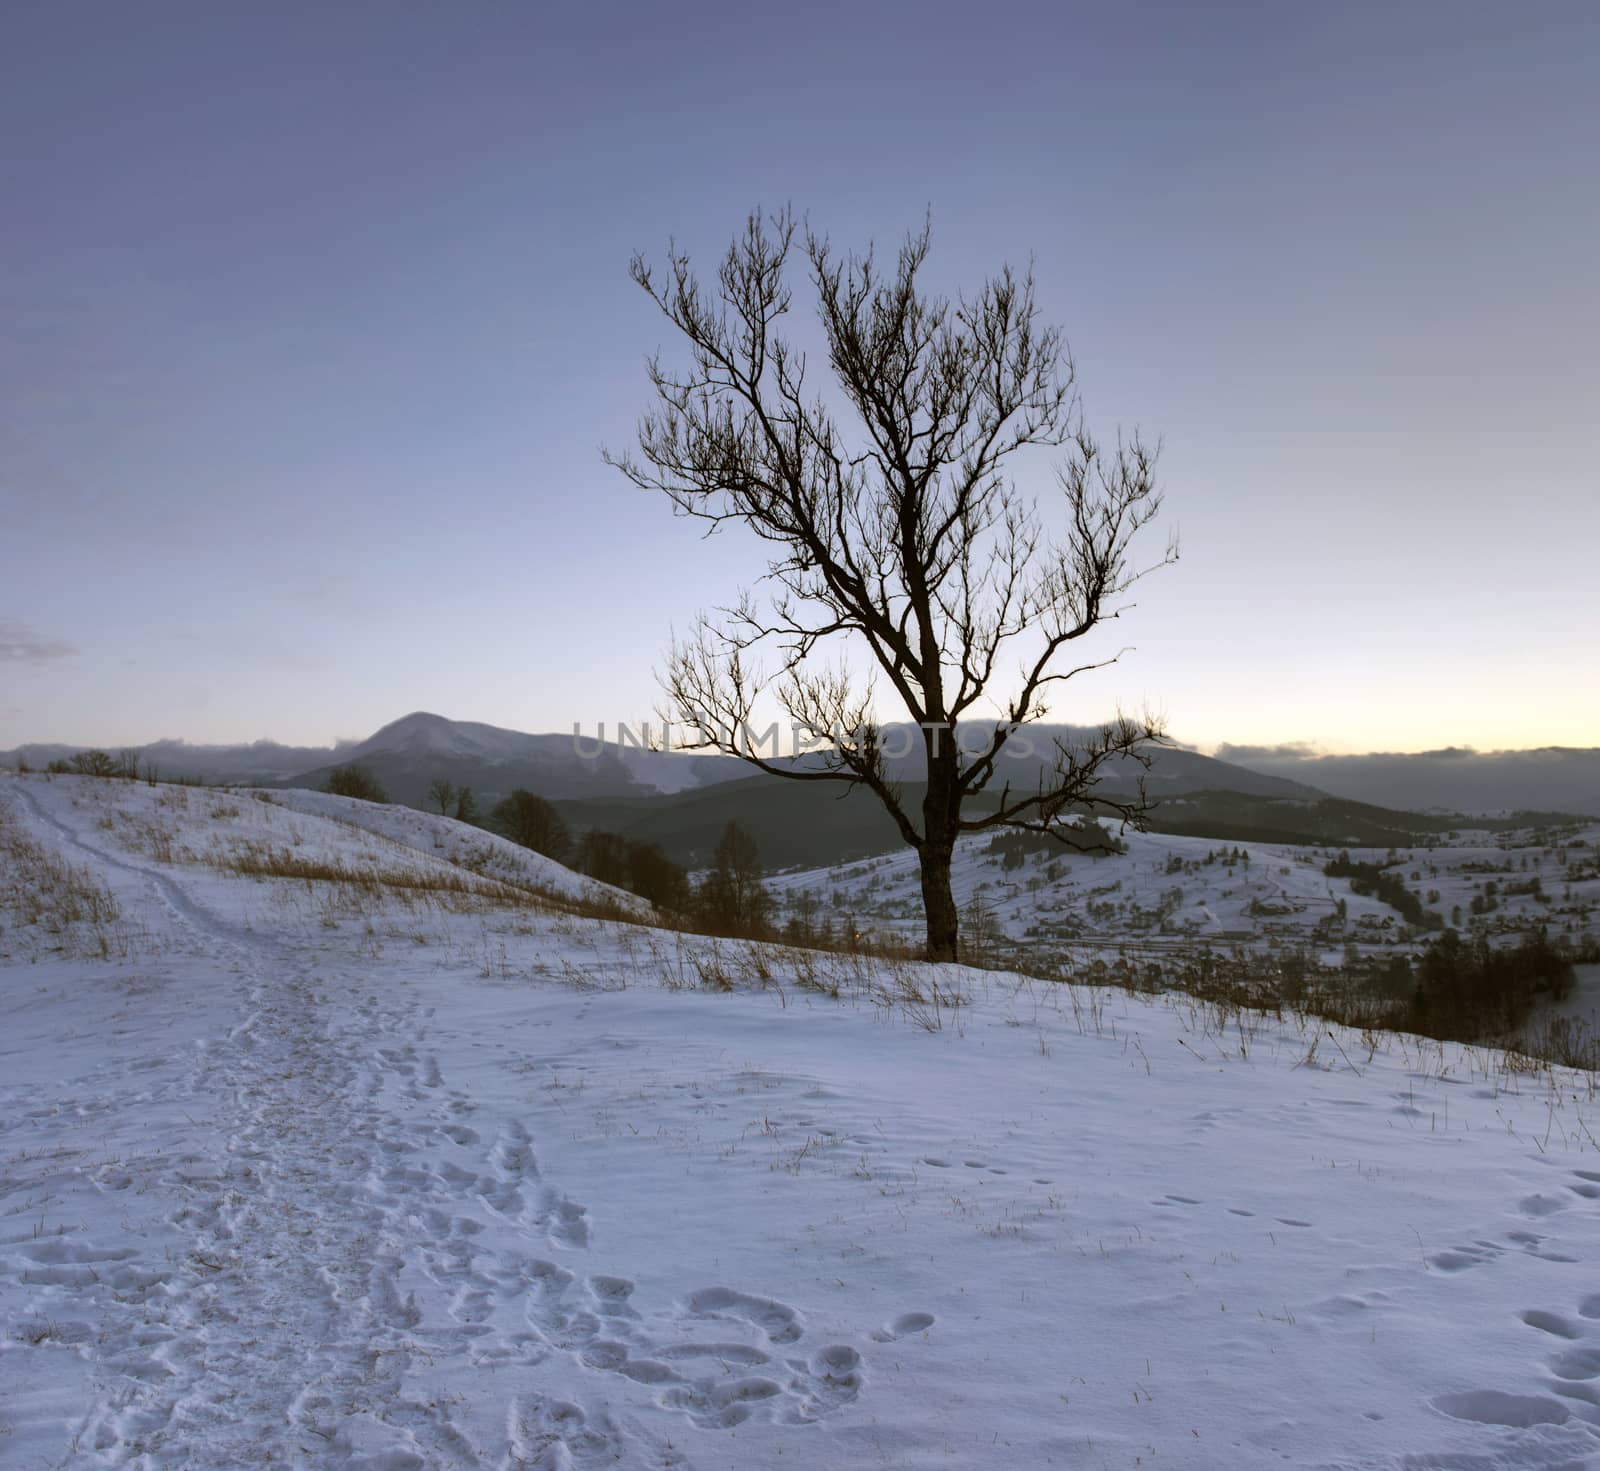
[4,773,1600,1468]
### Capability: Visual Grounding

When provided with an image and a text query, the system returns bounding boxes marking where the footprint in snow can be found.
[1520,1309,1582,1340]
[1549,1346,1600,1382]
[1429,1245,1495,1274]
[1430,1390,1570,1428]
[586,1275,639,1320]
[686,1286,803,1345]
[546,1194,589,1249]
[872,1311,936,1342]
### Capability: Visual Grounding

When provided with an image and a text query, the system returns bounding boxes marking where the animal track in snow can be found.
[1429,1228,1577,1273]
[1426,1163,1600,1453]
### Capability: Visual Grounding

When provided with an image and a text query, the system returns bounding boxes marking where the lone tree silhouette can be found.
[608,209,1173,962]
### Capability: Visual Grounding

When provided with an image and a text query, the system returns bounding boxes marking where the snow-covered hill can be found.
[5,771,1600,1469]
[257,783,651,916]
[768,822,1600,966]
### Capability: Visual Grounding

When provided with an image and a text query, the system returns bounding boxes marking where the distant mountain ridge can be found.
[815,723,1323,802]
[2,711,1317,807]
[7,713,1596,818]
[294,711,753,805]
[0,736,358,784]
[0,713,752,805]
[1215,744,1600,819]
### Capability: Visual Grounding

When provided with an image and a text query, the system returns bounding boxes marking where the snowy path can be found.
[3,783,879,1469]
[10,780,496,1464]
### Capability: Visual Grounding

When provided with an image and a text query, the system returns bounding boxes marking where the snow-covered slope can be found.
[258,783,650,915]
[768,823,1600,965]
[5,771,1600,1469]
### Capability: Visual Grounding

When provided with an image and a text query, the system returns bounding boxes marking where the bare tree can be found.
[427,777,457,816]
[697,821,772,934]
[607,209,1173,961]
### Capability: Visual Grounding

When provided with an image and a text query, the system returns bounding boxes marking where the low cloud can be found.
[1214,741,1322,763]
[0,618,77,661]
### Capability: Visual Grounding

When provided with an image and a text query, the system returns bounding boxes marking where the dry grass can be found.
[203,836,651,932]
[0,797,130,960]
[600,928,967,1030]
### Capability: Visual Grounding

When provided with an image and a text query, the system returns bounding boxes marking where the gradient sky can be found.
[3,1,1596,754]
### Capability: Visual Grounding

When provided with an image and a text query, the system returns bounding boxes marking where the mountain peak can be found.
[349,712,531,763]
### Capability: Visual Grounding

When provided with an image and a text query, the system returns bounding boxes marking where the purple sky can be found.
[3,1,1596,753]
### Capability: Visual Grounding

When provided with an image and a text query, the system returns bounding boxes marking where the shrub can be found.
[571,828,691,913]
[322,764,388,803]
[576,829,630,888]
[47,750,119,778]
[490,789,571,861]
[1402,930,1573,1041]
[626,840,691,912]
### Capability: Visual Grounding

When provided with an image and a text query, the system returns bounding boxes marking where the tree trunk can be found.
[919,843,959,963]
[919,725,962,963]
